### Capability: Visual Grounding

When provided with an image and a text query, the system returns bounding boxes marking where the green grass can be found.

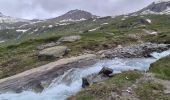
[150,56,170,80]
[1,14,170,79]
[0,36,61,79]
[144,32,170,44]
[136,82,170,100]
[69,71,142,100]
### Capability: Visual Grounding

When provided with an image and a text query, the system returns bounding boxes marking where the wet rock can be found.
[82,67,113,88]
[58,35,81,42]
[38,46,68,60]
[82,77,90,88]
[82,73,109,88]
[34,83,44,93]
[99,67,113,77]
[0,54,97,93]
[33,81,51,93]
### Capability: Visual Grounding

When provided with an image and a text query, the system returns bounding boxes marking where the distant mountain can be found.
[48,9,98,22]
[131,0,170,15]
[0,12,29,24]
[0,12,30,30]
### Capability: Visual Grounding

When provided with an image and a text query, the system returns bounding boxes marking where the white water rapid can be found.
[0,49,170,100]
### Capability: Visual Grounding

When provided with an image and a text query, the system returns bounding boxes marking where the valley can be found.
[0,0,170,100]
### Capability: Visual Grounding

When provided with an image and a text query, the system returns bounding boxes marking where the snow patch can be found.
[141,7,170,15]
[146,19,152,23]
[150,31,158,35]
[89,27,99,32]
[16,29,30,33]
[48,25,53,28]
[34,28,39,32]
[0,40,5,43]
[101,23,108,25]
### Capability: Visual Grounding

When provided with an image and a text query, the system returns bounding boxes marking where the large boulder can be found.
[0,54,97,93]
[58,35,81,42]
[38,46,68,60]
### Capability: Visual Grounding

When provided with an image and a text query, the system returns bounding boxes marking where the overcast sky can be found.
[0,0,157,19]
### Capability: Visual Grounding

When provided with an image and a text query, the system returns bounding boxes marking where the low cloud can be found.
[0,0,156,19]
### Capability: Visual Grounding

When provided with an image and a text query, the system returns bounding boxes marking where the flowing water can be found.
[0,49,170,100]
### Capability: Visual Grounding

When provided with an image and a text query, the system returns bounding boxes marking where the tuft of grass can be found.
[150,56,170,80]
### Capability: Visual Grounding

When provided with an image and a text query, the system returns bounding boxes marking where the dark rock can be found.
[82,67,113,88]
[82,73,109,88]
[82,77,90,88]
[99,67,113,77]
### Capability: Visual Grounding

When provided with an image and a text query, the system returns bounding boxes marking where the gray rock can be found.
[0,54,97,93]
[58,35,81,42]
[98,43,170,58]
[38,46,68,60]
[37,42,57,50]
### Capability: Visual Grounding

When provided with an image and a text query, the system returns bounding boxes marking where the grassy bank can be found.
[150,56,170,80]
[69,71,170,100]
[69,71,142,100]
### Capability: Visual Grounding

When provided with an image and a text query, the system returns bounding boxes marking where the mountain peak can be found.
[66,9,82,14]
[131,0,170,15]
[49,9,98,22]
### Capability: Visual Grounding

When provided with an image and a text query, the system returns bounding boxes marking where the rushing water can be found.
[0,49,170,100]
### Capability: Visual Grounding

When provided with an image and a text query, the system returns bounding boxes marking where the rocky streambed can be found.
[0,43,170,100]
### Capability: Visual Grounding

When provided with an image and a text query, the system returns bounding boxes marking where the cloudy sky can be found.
[0,0,157,19]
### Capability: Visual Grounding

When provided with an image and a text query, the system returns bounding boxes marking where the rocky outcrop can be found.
[82,67,113,88]
[37,42,57,50]
[98,43,170,58]
[0,54,97,93]
[38,46,68,60]
[58,35,81,42]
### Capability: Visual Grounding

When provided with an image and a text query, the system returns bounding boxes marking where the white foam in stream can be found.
[0,49,170,100]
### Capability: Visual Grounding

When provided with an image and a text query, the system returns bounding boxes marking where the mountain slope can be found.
[0,12,29,24]
[48,9,98,22]
[132,0,170,15]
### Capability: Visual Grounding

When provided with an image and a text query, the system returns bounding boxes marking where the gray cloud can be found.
[0,0,156,19]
